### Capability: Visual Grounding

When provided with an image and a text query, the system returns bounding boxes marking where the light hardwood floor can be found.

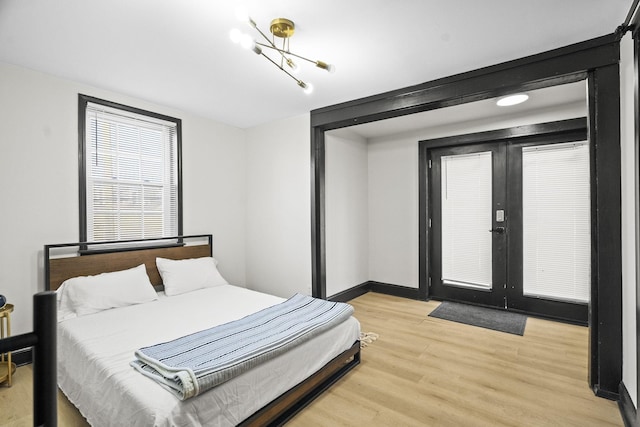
[0,292,623,426]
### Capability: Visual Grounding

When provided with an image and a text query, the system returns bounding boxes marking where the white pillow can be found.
[156,256,229,296]
[56,282,77,322]
[57,264,158,319]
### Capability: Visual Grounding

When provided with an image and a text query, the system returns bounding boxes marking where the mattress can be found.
[57,285,360,426]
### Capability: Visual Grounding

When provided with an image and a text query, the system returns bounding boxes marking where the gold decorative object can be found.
[269,18,295,38]
[0,303,15,387]
[229,12,334,94]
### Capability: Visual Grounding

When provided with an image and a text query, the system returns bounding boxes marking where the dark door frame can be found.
[632,22,640,422]
[310,34,621,398]
[421,118,589,324]
[635,30,640,425]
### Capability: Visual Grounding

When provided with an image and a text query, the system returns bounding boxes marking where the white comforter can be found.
[58,285,360,426]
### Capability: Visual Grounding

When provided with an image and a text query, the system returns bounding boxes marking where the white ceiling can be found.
[0,1,631,129]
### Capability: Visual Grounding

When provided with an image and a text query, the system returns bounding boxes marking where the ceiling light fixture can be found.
[230,13,334,94]
[496,93,529,106]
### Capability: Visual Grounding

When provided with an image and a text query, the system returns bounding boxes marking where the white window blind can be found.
[522,141,590,303]
[441,151,493,290]
[85,102,178,241]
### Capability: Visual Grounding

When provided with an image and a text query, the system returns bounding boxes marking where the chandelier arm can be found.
[259,51,303,86]
[279,50,317,65]
[255,43,318,66]
[280,34,286,68]
[256,43,315,63]
[255,42,296,67]
[252,25,280,52]
[256,42,293,57]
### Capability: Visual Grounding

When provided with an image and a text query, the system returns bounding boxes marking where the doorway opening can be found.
[423,118,589,324]
[311,34,621,397]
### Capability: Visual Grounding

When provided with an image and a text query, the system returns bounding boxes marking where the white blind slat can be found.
[441,151,493,289]
[522,141,590,303]
[86,102,178,242]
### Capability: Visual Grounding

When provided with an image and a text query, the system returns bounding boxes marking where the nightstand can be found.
[0,303,15,387]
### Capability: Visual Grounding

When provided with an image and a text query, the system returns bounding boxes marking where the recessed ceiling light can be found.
[496,93,529,107]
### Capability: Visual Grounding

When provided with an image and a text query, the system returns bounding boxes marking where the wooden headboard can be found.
[44,235,212,291]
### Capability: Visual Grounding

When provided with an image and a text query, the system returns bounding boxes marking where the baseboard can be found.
[369,281,422,300]
[328,281,423,302]
[618,381,638,427]
[593,383,620,401]
[12,348,32,366]
[328,282,371,302]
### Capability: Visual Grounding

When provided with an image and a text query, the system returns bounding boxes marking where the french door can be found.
[428,131,590,324]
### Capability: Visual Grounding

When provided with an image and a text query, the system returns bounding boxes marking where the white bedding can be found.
[58,285,360,426]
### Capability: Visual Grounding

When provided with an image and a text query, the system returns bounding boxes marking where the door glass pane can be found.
[522,141,590,303]
[441,152,493,290]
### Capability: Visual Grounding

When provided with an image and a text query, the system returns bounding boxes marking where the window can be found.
[79,94,182,242]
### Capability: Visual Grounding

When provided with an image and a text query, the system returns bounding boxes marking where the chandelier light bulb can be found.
[303,82,314,95]
[239,34,255,50]
[229,28,243,44]
[315,60,329,71]
[286,58,299,73]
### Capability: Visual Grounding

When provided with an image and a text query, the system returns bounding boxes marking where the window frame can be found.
[78,94,183,243]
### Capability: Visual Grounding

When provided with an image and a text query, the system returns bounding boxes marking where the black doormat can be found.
[429,301,527,336]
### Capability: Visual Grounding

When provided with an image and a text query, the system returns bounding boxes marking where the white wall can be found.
[620,33,638,408]
[244,114,312,298]
[181,114,246,286]
[0,62,247,335]
[364,103,587,289]
[325,131,369,296]
[368,138,419,287]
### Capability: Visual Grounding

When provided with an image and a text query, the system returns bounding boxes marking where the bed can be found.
[45,235,361,426]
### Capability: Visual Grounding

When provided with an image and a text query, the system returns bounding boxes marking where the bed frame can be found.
[44,234,360,426]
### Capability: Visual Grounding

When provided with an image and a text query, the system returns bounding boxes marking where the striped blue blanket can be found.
[130,293,354,400]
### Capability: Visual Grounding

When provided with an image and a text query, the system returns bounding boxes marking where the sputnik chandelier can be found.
[229,11,334,94]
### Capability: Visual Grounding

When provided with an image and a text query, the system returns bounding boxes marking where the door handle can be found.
[489,226,505,234]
